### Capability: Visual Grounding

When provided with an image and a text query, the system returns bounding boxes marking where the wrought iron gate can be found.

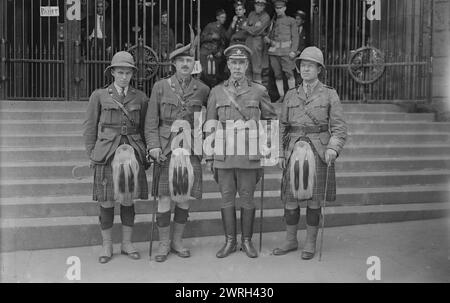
[311,0,434,102]
[0,0,201,100]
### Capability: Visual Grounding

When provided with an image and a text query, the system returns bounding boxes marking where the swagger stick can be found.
[149,159,159,260]
[259,168,265,253]
[318,162,331,262]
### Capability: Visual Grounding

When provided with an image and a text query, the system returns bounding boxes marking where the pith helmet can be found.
[104,51,137,75]
[295,46,325,70]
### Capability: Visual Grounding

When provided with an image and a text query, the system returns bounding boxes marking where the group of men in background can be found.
[200,0,309,102]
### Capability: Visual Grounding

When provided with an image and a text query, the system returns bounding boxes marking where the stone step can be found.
[2,144,449,163]
[2,132,449,148]
[1,184,449,219]
[1,202,448,251]
[2,156,449,182]
[1,120,449,134]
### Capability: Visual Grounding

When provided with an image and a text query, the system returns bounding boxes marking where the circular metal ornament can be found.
[348,46,385,84]
[127,44,159,80]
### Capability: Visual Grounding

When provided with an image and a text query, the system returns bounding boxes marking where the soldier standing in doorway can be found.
[205,44,277,259]
[200,9,228,88]
[83,51,150,264]
[227,1,249,45]
[242,0,271,84]
[145,43,210,262]
[151,10,176,78]
[264,0,299,102]
[274,47,347,260]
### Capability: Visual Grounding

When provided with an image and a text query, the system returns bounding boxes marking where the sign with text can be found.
[40,6,60,17]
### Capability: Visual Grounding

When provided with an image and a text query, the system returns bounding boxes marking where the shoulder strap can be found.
[304,107,321,126]
[221,86,250,121]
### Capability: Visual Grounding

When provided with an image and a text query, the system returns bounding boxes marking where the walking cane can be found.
[318,162,331,262]
[259,168,265,253]
[148,158,159,260]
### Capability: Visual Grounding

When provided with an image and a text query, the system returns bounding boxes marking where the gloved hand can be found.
[325,149,337,165]
[148,148,166,163]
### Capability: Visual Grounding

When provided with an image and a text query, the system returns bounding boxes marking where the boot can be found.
[273,224,298,256]
[99,228,113,264]
[171,222,191,258]
[275,79,285,103]
[120,225,140,260]
[240,208,258,258]
[155,226,171,262]
[301,225,319,260]
[216,207,237,258]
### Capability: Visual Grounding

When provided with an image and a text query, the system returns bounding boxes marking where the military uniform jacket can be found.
[296,25,308,55]
[227,16,249,44]
[279,81,347,163]
[145,75,210,157]
[244,11,271,37]
[206,78,277,169]
[267,15,299,56]
[83,84,149,164]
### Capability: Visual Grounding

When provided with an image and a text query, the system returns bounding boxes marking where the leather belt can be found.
[159,119,194,131]
[289,125,329,134]
[219,121,259,130]
[101,123,139,135]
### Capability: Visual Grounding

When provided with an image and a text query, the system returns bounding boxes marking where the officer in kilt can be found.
[145,43,210,262]
[205,44,277,258]
[274,46,347,260]
[83,51,149,264]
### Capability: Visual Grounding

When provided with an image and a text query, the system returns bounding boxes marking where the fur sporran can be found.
[111,144,140,204]
[289,140,316,200]
[168,148,194,203]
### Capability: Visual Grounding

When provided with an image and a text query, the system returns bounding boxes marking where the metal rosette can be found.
[127,42,160,80]
[348,46,385,85]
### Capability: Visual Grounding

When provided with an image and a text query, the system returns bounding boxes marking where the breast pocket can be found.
[160,97,179,121]
[310,103,329,121]
[127,103,142,125]
[189,99,203,112]
[287,103,302,122]
[244,100,260,120]
[100,102,120,124]
[216,99,232,121]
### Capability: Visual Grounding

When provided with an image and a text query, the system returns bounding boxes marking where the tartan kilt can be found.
[154,154,203,200]
[92,155,149,202]
[281,140,336,204]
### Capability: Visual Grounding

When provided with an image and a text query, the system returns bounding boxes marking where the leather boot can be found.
[301,225,319,260]
[99,228,113,264]
[120,225,140,260]
[273,224,299,256]
[216,207,237,258]
[171,222,191,258]
[240,208,258,258]
[155,226,171,262]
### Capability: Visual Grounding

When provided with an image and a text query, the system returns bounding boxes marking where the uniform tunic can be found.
[279,81,347,206]
[206,77,277,207]
[83,84,149,202]
[243,11,271,78]
[145,75,210,199]
[267,15,299,79]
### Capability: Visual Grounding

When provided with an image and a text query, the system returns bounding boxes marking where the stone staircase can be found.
[1,101,449,252]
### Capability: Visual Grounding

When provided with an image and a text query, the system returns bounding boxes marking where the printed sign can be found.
[40,6,60,17]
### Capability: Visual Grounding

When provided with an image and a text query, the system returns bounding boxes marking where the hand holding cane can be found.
[148,152,159,260]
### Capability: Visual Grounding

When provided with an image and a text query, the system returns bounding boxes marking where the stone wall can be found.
[432,0,450,120]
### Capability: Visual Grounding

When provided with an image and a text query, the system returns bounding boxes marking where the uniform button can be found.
[122,121,126,125]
